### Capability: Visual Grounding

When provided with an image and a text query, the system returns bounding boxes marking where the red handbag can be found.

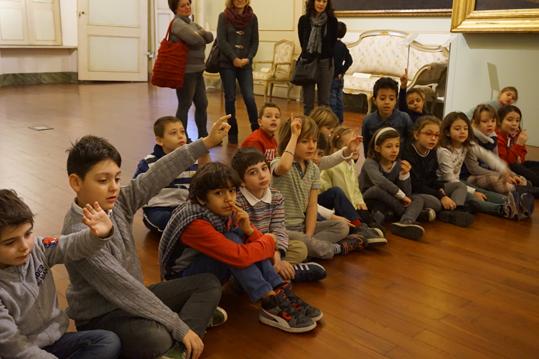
[151,20,188,89]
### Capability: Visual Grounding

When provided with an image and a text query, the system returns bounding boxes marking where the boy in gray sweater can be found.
[61,116,230,359]
[0,189,120,359]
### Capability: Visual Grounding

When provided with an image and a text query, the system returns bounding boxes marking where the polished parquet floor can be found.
[0,83,538,359]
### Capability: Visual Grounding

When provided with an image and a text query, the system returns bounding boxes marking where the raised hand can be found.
[291,116,303,138]
[82,202,113,238]
[344,132,362,157]
[400,69,408,89]
[203,115,231,148]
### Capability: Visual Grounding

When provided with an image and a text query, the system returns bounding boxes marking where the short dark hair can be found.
[168,0,191,14]
[373,77,399,98]
[189,162,241,205]
[258,102,281,119]
[231,148,266,180]
[0,189,34,236]
[498,105,522,126]
[317,132,330,156]
[66,135,122,179]
[305,0,335,17]
[439,112,474,148]
[337,21,347,39]
[154,116,182,137]
[367,127,401,161]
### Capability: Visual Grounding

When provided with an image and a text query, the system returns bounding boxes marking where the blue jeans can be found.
[43,330,121,359]
[318,187,359,221]
[181,230,282,302]
[466,185,507,216]
[142,206,176,232]
[330,77,344,123]
[219,67,259,139]
[175,71,208,140]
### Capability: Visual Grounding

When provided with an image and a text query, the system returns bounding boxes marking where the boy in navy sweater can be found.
[330,21,353,123]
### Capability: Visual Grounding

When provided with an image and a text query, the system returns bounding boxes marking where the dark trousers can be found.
[175,71,209,140]
[318,187,359,221]
[510,161,539,186]
[43,330,121,359]
[329,77,344,123]
[219,66,259,140]
[302,58,333,115]
[142,206,176,233]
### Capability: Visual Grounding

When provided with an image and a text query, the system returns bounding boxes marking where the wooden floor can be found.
[1,83,538,359]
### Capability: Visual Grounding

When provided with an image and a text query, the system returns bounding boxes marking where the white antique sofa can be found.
[343,30,449,111]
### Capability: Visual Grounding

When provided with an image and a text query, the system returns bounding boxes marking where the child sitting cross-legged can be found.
[159,162,322,333]
[0,189,121,359]
[231,147,327,283]
[133,116,210,233]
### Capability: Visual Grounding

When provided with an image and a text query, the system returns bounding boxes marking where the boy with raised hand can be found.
[62,116,230,359]
[231,148,327,282]
[133,116,210,233]
[0,189,121,359]
[362,77,413,154]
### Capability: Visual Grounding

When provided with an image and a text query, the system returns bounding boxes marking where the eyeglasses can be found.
[419,131,440,138]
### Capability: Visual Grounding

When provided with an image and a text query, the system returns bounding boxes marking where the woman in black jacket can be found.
[217,0,259,144]
[298,0,338,115]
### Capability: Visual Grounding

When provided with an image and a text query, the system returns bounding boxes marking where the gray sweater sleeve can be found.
[171,18,206,46]
[116,140,207,219]
[318,148,346,170]
[0,304,57,359]
[465,144,508,176]
[71,252,190,341]
[41,229,112,267]
[362,159,401,195]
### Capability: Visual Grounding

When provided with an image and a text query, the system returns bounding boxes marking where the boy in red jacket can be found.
[159,162,322,333]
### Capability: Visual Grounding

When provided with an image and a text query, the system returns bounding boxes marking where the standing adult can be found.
[169,0,213,141]
[217,0,259,145]
[298,0,338,115]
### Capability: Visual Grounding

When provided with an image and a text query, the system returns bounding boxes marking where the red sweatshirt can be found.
[241,129,278,162]
[181,219,276,269]
[497,130,527,164]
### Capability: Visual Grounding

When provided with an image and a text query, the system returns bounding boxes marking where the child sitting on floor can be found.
[0,189,120,359]
[159,162,322,333]
[133,116,209,232]
[241,102,281,162]
[399,69,428,123]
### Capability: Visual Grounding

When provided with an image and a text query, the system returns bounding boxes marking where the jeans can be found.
[318,187,359,221]
[142,206,176,232]
[77,274,221,359]
[363,186,424,222]
[302,58,333,115]
[181,230,282,302]
[219,66,259,140]
[330,77,344,123]
[175,71,209,140]
[466,185,507,216]
[43,330,121,359]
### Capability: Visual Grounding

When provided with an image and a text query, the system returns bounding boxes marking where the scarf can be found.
[306,12,328,55]
[224,6,254,30]
[159,201,229,279]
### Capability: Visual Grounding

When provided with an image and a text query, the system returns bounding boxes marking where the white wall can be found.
[60,0,77,47]
[446,33,539,146]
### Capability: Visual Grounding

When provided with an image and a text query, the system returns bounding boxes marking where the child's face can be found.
[476,111,496,135]
[242,162,271,195]
[319,126,334,139]
[498,90,517,106]
[375,137,400,162]
[295,136,317,161]
[313,149,325,166]
[205,187,237,217]
[449,119,469,145]
[70,159,121,211]
[500,111,521,137]
[414,123,440,151]
[157,122,187,154]
[374,88,397,119]
[406,92,424,113]
[258,107,281,136]
[0,222,34,268]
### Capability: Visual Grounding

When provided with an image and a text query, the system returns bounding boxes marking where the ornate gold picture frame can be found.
[451,0,539,32]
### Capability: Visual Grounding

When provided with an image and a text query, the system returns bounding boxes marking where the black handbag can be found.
[205,40,220,73]
[290,57,318,85]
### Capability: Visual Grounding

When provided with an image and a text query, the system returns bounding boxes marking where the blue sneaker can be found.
[292,262,327,282]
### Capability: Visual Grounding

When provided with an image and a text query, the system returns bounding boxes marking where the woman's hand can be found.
[233,57,243,68]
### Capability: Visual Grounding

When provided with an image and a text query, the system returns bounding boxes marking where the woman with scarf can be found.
[169,0,214,142]
[217,0,259,145]
[298,0,338,116]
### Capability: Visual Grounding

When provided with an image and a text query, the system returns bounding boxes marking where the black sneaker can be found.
[207,306,228,328]
[438,210,474,227]
[337,234,366,255]
[281,284,323,322]
[515,187,535,218]
[390,221,424,240]
[417,208,436,222]
[259,291,316,333]
[355,224,387,246]
[292,262,327,282]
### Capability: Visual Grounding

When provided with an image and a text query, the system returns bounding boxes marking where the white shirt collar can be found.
[239,186,272,206]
